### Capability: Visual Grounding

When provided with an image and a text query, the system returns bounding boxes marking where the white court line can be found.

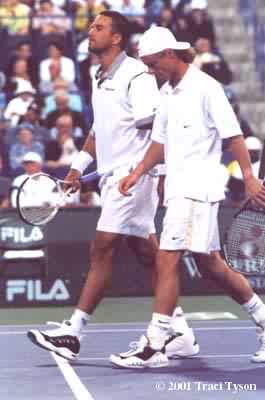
[79,354,252,362]
[0,326,256,335]
[51,352,95,400]
[79,354,252,361]
[0,320,253,328]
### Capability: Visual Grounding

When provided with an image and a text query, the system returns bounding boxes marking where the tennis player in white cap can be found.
[109,26,265,368]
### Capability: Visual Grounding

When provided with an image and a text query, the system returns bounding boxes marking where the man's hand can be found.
[119,172,140,196]
[64,169,81,193]
[245,176,265,207]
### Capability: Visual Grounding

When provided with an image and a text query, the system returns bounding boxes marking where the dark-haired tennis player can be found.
[109,26,265,368]
[27,12,199,361]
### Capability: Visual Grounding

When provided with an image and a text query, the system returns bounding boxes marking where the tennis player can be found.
[27,12,199,361]
[110,26,265,368]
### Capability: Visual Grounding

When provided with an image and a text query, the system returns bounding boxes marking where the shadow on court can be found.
[2,321,265,400]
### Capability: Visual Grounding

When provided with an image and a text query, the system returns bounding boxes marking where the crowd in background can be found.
[0,0,260,208]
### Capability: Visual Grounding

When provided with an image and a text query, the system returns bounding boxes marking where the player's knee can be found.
[195,252,227,280]
[90,236,118,262]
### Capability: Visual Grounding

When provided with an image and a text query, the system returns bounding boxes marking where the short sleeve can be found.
[207,83,242,139]
[151,95,168,144]
[129,72,160,128]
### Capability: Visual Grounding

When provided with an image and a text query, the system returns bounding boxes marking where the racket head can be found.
[223,207,265,275]
[17,173,66,226]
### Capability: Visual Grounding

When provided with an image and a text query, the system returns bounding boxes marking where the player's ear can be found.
[112,32,122,47]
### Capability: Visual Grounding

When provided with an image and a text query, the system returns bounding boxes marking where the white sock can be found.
[242,294,265,328]
[69,309,90,334]
[171,306,190,333]
[147,313,171,350]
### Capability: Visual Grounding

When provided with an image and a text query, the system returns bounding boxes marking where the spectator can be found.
[39,42,76,83]
[75,0,106,36]
[18,102,49,143]
[174,15,193,43]
[10,151,43,207]
[39,69,78,95]
[5,59,34,97]
[224,87,255,139]
[112,0,145,16]
[159,5,175,30]
[0,0,31,35]
[45,114,79,178]
[5,41,38,88]
[44,90,86,145]
[9,123,44,175]
[32,0,71,35]
[127,33,143,59]
[4,80,36,126]
[193,37,233,85]
[187,0,216,46]
[144,0,164,26]
[43,83,82,115]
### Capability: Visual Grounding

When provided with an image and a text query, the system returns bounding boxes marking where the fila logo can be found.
[6,279,70,302]
[1,226,43,243]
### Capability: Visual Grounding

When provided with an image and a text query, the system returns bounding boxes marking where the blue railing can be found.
[239,0,265,92]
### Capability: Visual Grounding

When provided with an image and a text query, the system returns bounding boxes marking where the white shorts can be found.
[160,198,221,253]
[97,166,159,238]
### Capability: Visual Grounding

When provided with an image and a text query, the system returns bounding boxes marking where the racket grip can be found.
[80,171,100,183]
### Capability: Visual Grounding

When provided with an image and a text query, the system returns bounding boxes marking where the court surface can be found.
[2,318,265,400]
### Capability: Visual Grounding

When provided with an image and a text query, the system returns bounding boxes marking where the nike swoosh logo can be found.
[158,320,169,325]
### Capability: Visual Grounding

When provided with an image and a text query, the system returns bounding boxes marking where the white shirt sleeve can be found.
[151,96,168,144]
[61,57,75,83]
[207,82,242,139]
[129,72,160,128]
[39,59,50,82]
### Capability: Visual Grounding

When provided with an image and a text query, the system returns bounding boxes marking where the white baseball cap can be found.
[22,152,43,164]
[138,26,191,58]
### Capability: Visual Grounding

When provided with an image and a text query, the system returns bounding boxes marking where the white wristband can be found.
[71,151,94,174]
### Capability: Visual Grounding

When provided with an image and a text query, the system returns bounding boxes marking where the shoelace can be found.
[45,321,84,340]
[128,336,147,351]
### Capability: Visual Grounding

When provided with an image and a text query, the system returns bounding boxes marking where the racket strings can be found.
[18,174,66,225]
[226,210,265,274]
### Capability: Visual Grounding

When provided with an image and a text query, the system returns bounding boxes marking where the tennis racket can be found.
[17,171,100,226]
[223,198,265,276]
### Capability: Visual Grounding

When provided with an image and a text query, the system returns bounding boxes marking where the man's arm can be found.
[82,133,96,159]
[64,133,96,191]
[119,141,164,196]
[225,135,265,206]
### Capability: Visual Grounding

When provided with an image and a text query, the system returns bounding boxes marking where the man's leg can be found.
[110,249,184,368]
[27,231,122,360]
[195,251,265,362]
[125,236,199,357]
[77,231,121,314]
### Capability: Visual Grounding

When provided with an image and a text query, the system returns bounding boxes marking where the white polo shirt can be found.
[91,52,160,174]
[151,65,242,203]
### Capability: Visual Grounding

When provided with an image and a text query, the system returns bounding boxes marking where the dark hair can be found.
[48,41,64,53]
[99,11,130,50]
[174,48,196,64]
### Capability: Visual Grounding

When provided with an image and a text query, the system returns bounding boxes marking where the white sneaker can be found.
[110,335,168,369]
[165,328,200,358]
[251,327,265,363]
[27,321,80,361]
